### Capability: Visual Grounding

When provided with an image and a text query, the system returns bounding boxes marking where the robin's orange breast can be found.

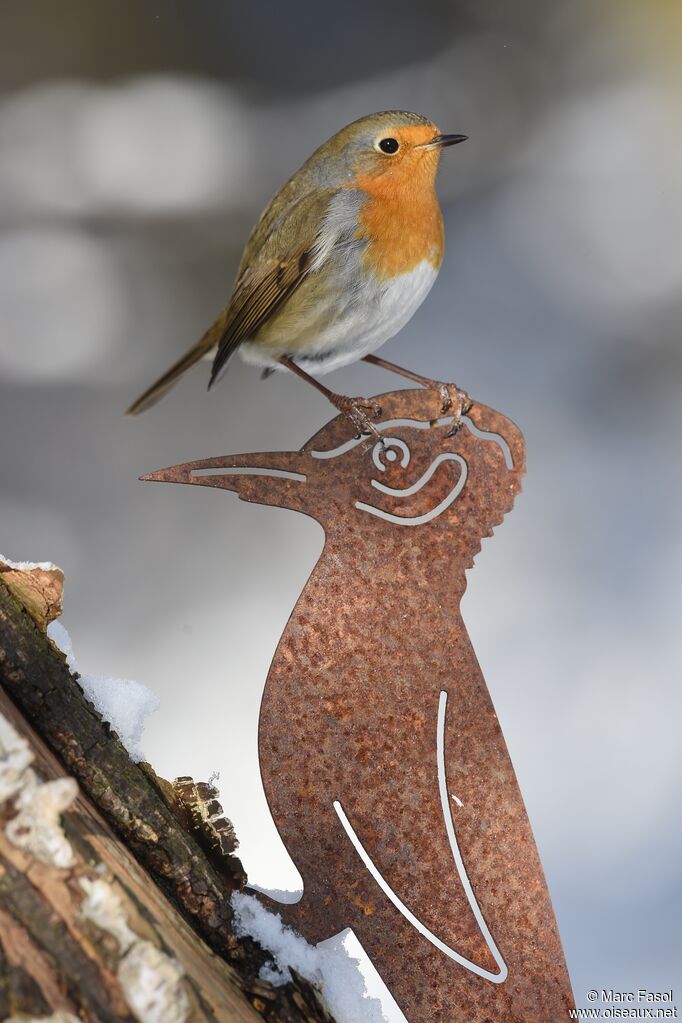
[353,158,445,280]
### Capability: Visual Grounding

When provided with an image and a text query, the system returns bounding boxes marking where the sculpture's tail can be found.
[126,311,227,415]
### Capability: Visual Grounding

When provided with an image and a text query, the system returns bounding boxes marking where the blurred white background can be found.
[1,0,681,1015]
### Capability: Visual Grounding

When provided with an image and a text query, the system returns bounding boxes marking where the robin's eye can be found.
[377,137,400,154]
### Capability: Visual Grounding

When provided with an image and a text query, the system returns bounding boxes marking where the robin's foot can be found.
[429,382,472,436]
[330,394,383,440]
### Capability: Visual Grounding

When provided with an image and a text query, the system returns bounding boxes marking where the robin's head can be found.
[310,111,467,191]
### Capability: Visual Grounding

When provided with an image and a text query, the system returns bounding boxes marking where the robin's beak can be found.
[424,133,468,149]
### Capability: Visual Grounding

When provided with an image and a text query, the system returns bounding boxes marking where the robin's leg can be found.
[279,357,383,440]
[363,354,472,431]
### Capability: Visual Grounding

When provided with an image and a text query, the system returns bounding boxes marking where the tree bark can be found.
[0,571,335,1023]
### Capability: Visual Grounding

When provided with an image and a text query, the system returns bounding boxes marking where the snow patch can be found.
[248,883,303,905]
[46,621,159,763]
[47,619,77,670]
[79,675,160,763]
[0,551,59,571]
[232,892,388,1023]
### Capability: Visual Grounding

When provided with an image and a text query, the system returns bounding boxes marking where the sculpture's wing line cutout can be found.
[436,689,508,982]
[334,689,507,984]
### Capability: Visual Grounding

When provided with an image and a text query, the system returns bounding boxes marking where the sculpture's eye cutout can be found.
[311,417,453,461]
[373,438,410,472]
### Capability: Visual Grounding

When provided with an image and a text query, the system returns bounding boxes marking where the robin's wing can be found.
[208,187,336,388]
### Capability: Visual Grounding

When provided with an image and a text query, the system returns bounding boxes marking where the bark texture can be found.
[0,572,335,1023]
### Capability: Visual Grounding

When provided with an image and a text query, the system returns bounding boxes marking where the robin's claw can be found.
[330,394,384,442]
[431,382,472,436]
[435,382,470,418]
[445,392,472,437]
[438,383,453,414]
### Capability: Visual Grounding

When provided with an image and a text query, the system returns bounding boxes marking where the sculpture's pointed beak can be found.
[140,450,309,511]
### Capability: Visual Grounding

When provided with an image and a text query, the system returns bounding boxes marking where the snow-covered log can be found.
[0,564,335,1023]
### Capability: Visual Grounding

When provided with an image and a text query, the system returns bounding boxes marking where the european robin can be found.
[127,111,469,436]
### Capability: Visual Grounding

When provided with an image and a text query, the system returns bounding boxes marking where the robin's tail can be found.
[126,311,227,415]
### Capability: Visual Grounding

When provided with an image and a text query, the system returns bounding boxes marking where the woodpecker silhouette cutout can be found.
[143,390,575,1023]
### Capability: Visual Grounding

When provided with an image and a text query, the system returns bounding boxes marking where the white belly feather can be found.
[239,259,438,375]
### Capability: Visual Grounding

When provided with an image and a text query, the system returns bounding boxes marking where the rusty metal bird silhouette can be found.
[142,390,575,1023]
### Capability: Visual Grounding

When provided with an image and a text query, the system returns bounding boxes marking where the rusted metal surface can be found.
[143,389,575,1023]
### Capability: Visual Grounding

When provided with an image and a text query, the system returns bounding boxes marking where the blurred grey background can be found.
[1,0,681,1015]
